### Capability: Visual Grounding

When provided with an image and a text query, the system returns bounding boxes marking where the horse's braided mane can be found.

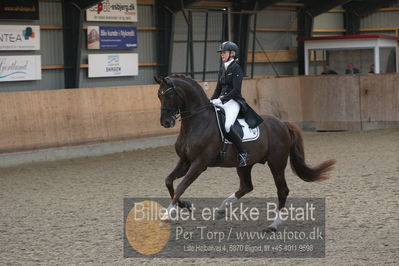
[170,74,197,86]
[170,74,208,99]
[170,74,187,79]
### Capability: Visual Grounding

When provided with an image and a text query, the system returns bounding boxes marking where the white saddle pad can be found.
[214,106,260,144]
[224,118,260,144]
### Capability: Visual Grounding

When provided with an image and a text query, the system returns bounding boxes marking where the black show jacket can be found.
[211,60,263,129]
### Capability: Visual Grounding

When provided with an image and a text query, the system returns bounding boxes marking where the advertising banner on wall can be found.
[88,53,138,78]
[86,0,138,22]
[87,26,137,50]
[0,55,41,82]
[0,0,39,20]
[0,25,40,50]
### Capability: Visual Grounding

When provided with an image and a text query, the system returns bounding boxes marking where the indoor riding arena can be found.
[1,0,398,265]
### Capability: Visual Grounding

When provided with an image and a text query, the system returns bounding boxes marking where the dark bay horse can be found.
[154,75,336,231]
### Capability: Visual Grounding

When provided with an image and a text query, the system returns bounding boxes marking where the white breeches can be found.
[218,99,240,133]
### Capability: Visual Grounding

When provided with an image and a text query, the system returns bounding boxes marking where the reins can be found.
[178,104,212,121]
[159,77,212,121]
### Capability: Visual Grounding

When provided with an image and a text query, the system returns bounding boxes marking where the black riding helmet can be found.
[217,41,239,54]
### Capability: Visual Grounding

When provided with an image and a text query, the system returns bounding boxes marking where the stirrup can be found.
[237,152,248,167]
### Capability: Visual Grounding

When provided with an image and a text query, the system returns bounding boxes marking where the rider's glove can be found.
[210,98,222,105]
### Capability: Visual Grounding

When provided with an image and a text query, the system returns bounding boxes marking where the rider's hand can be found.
[211,98,222,105]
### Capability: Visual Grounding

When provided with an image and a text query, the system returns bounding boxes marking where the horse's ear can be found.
[154,76,163,84]
[162,77,174,87]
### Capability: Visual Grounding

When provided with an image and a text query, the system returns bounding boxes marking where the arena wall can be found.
[359,74,399,130]
[299,75,362,131]
[0,85,177,153]
[0,74,397,154]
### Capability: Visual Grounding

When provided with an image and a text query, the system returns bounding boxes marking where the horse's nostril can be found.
[162,121,170,128]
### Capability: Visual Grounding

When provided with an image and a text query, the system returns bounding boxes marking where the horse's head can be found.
[154,76,182,128]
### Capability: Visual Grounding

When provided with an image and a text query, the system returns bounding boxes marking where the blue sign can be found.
[87,26,137,50]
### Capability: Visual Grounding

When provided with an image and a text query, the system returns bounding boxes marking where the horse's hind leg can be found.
[216,164,254,218]
[266,156,289,232]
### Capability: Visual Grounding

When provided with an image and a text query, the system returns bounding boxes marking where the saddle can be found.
[211,106,260,166]
[217,108,244,140]
[214,106,260,144]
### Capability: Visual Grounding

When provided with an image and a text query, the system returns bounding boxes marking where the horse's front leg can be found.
[165,160,207,216]
[165,159,191,209]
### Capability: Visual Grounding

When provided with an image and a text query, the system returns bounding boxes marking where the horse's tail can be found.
[285,122,336,182]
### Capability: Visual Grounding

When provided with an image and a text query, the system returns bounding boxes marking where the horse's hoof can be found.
[215,210,226,220]
[262,227,277,233]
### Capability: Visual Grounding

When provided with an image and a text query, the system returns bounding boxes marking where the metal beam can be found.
[158,0,200,12]
[297,7,313,75]
[202,11,209,81]
[231,0,258,76]
[344,0,399,18]
[344,0,397,35]
[257,0,284,10]
[75,0,103,9]
[305,0,352,17]
[275,2,304,7]
[250,12,257,78]
[188,11,194,78]
[230,0,257,10]
[62,0,83,88]
[344,9,360,35]
[62,0,102,88]
[156,0,198,78]
[235,13,251,76]
[155,0,174,77]
[221,12,229,42]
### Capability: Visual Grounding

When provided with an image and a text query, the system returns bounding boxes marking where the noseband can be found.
[158,77,211,121]
[158,77,183,116]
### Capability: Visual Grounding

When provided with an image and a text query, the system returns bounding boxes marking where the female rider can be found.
[210,41,263,167]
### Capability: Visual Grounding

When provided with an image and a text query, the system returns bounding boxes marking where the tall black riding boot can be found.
[227,126,248,167]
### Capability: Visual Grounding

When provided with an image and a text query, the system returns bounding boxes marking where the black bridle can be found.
[158,77,211,121]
